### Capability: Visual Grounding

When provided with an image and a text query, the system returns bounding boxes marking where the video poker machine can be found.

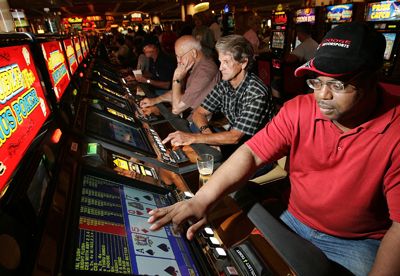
[270,5,293,72]
[365,0,400,83]
[0,32,64,275]
[0,33,257,276]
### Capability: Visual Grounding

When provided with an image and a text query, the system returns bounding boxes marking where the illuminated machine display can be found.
[0,42,51,193]
[73,36,83,64]
[365,0,400,81]
[64,169,200,275]
[63,38,78,75]
[40,40,71,102]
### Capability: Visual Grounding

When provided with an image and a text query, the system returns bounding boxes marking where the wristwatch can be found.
[199,125,211,133]
[146,79,151,84]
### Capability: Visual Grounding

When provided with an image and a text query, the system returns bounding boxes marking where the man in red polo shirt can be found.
[148,22,400,275]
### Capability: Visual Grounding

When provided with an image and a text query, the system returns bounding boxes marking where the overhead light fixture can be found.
[194,2,209,14]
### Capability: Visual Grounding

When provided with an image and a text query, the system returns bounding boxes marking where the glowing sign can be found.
[73,37,83,64]
[326,4,353,23]
[295,8,316,23]
[366,1,400,22]
[0,45,51,193]
[41,41,71,102]
[63,38,78,75]
[273,11,288,25]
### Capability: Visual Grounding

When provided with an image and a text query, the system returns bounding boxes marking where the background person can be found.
[285,22,318,64]
[140,35,220,118]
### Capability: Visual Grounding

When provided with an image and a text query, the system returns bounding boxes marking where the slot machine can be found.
[270,5,292,72]
[0,32,60,275]
[365,0,400,83]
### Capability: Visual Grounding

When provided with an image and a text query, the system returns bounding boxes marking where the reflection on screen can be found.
[272,31,285,49]
[72,174,199,275]
[295,37,301,48]
[27,158,50,215]
[86,111,152,155]
[383,33,396,61]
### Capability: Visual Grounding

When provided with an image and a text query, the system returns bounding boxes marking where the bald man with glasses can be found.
[140,35,219,118]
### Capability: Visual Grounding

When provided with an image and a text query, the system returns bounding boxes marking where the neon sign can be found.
[0,45,50,193]
[41,41,71,101]
[366,1,400,22]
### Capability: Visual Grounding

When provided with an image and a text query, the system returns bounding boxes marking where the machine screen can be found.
[271,31,285,49]
[63,38,78,75]
[382,32,397,60]
[69,173,199,275]
[73,37,83,64]
[85,111,154,156]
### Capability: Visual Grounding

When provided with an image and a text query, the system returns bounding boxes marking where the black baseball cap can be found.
[295,22,386,77]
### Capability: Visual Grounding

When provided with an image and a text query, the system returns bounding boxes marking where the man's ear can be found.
[241,58,249,70]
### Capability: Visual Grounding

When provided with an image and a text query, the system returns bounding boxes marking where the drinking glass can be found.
[197,154,214,187]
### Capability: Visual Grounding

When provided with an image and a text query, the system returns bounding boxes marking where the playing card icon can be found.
[129,201,144,210]
[164,266,178,276]
[143,195,152,201]
[158,243,170,252]
[135,210,144,216]
[141,228,148,233]
[146,249,155,256]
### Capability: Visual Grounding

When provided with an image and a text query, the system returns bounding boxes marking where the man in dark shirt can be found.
[135,35,176,95]
[163,35,275,157]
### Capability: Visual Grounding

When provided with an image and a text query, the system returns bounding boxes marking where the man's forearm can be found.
[171,82,189,114]
[192,129,244,145]
[156,91,172,103]
[369,222,400,275]
[193,111,209,130]
[149,79,171,90]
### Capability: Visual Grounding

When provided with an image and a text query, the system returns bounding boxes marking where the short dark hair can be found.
[142,35,160,49]
[296,22,312,36]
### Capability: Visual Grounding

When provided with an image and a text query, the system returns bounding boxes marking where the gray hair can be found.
[215,35,254,70]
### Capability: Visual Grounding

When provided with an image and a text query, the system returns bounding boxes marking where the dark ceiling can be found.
[8,0,304,20]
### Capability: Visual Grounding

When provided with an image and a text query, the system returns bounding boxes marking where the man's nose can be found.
[315,85,333,100]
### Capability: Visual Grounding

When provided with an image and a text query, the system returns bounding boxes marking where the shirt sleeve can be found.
[201,84,223,113]
[384,144,400,223]
[181,65,218,108]
[246,99,297,162]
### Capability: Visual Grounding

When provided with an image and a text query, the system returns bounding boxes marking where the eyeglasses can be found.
[306,71,366,94]
[306,79,349,93]
[176,48,193,60]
